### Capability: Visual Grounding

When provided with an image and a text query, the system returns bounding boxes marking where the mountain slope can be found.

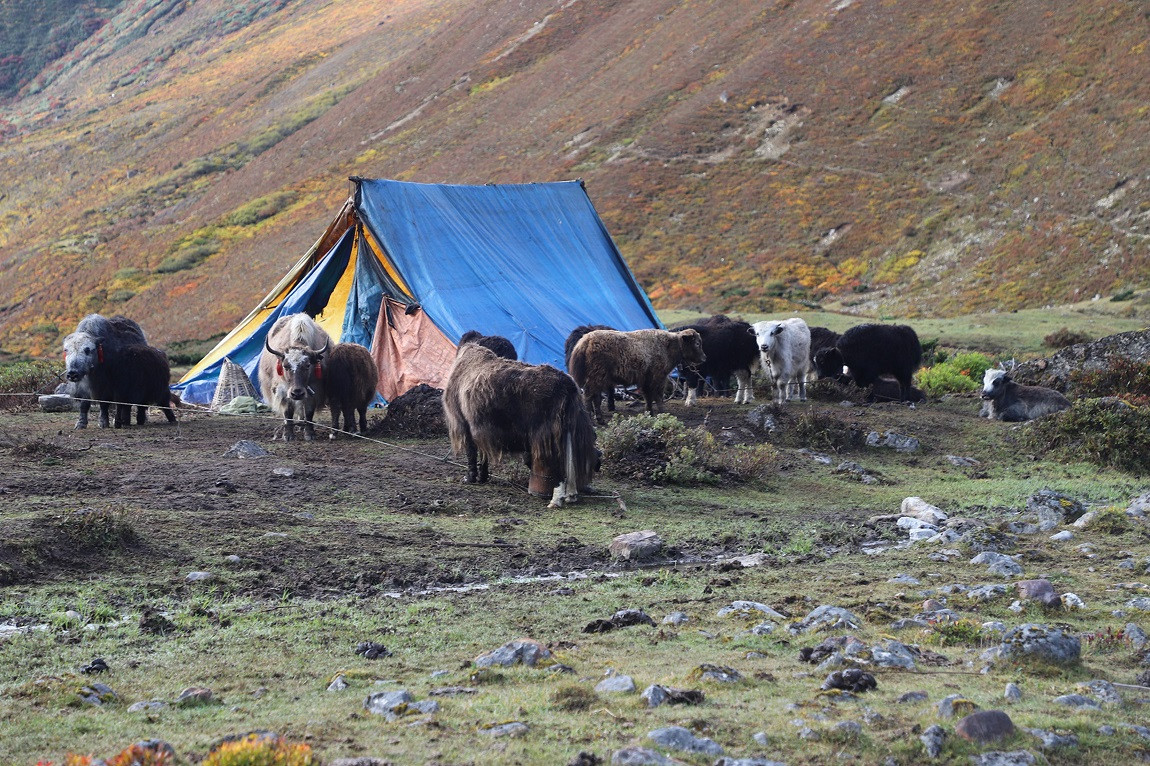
[0,0,1146,354]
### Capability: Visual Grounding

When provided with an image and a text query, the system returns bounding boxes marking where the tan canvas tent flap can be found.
[371,298,458,401]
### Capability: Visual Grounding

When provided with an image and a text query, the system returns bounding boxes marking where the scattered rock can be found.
[1024,728,1079,749]
[364,689,439,720]
[834,461,880,484]
[970,752,1036,766]
[717,601,786,620]
[595,675,636,694]
[1078,679,1121,705]
[872,639,916,670]
[1061,592,1085,610]
[1125,623,1148,650]
[1027,490,1086,526]
[920,724,946,758]
[820,668,876,693]
[185,571,212,583]
[610,747,674,765]
[174,686,213,706]
[968,584,1008,602]
[640,684,704,708]
[1049,530,1074,542]
[39,394,77,412]
[970,552,1023,577]
[609,531,663,561]
[225,440,269,459]
[224,554,242,565]
[80,658,109,674]
[1052,694,1101,711]
[648,726,723,756]
[78,683,116,705]
[866,430,920,452]
[327,675,348,692]
[955,710,1015,744]
[790,605,862,634]
[474,638,551,668]
[427,686,477,696]
[898,690,929,704]
[997,623,1081,666]
[690,663,742,683]
[946,455,980,467]
[355,641,392,660]
[482,721,528,737]
[1015,579,1059,607]
[584,608,656,633]
[902,497,948,523]
[663,611,689,626]
[936,695,978,718]
[1004,683,1022,702]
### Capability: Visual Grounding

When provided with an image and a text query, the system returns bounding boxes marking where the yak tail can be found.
[549,390,596,508]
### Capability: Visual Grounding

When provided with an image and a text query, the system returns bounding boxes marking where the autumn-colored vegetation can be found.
[0,0,1146,355]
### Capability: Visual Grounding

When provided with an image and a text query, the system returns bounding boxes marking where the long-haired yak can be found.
[443,343,598,508]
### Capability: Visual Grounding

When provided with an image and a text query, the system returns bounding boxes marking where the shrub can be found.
[598,413,774,485]
[224,191,297,227]
[785,408,864,451]
[1069,356,1150,406]
[915,351,994,397]
[203,734,315,766]
[1022,398,1150,475]
[1110,288,1135,302]
[0,359,63,408]
[57,506,137,549]
[1044,327,1091,348]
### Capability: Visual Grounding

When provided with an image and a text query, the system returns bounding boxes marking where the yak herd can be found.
[59,311,1074,506]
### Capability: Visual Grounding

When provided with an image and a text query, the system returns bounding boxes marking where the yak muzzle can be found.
[66,370,84,382]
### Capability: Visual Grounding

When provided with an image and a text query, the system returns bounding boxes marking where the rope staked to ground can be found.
[1,390,624,503]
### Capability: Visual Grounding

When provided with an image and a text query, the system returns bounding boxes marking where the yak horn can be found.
[264,335,285,359]
[314,341,328,357]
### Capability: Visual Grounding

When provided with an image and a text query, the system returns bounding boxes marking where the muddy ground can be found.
[0,382,993,602]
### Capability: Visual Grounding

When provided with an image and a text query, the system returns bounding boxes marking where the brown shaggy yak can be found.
[442,343,598,507]
[324,342,379,437]
[568,328,706,423]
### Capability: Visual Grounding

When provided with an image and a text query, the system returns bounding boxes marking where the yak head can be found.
[63,332,102,381]
[981,368,1010,400]
[751,321,786,355]
[265,336,327,400]
[677,329,706,365]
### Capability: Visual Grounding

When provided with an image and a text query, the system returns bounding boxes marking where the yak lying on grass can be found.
[443,343,598,508]
[981,369,1072,421]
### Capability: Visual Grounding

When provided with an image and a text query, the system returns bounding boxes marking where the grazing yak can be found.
[751,318,811,404]
[259,313,332,441]
[443,343,598,508]
[62,314,174,428]
[816,323,923,402]
[673,315,759,406]
[459,330,517,360]
[569,328,706,423]
[324,342,379,437]
[980,369,1071,421]
[808,327,842,380]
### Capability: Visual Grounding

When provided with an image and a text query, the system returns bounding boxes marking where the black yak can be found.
[443,344,598,507]
[324,342,379,437]
[459,330,517,360]
[817,323,922,402]
[672,315,759,405]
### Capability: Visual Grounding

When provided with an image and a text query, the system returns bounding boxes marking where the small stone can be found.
[80,658,109,674]
[1125,623,1148,650]
[967,584,1007,602]
[272,466,295,477]
[1015,579,1059,606]
[609,530,662,561]
[594,675,636,694]
[920,724,946,758]
[225,440,270,459]
[936,694,978,718]
[610,747,674,766]
[474,638,551,668]
[224,555,242,565]
[640,684,703,708]
[717,601,786,620]
[483,721,527,737]
[821,668,876,693]
[1097,725,1116,736]
[691,663,742,683]
[1052,693,1101,711]
[752,731,770,746]
[955,710,1015,744]
[1027,489,1086,525]
[1061,592,1085,609]
[1024,727,1079,749]
[833,720,862,738]
[897,690,929,704]
[185,571,212,583]
[648,726,723,756]
[1078,679,1121,705]
[355,641,392,660]
[662,611,688,626]
[364,689,415,720]
[79,682,116,706]
[1004,683,1022,702]
[174,686,213,706]
[888,574,921,585]
[970,752,1036,766]
[750,621,776,635]
[327,675,348,692]
[1049,530,1074,542]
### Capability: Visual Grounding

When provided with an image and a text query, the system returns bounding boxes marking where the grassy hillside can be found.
[0,0,1147,355]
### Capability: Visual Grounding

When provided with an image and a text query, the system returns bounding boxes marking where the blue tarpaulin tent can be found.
[175,178,662,405]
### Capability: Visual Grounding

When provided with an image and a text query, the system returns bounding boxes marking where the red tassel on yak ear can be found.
[314,363,322,380]
[97,344,104,364]
[276,360,283,377]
